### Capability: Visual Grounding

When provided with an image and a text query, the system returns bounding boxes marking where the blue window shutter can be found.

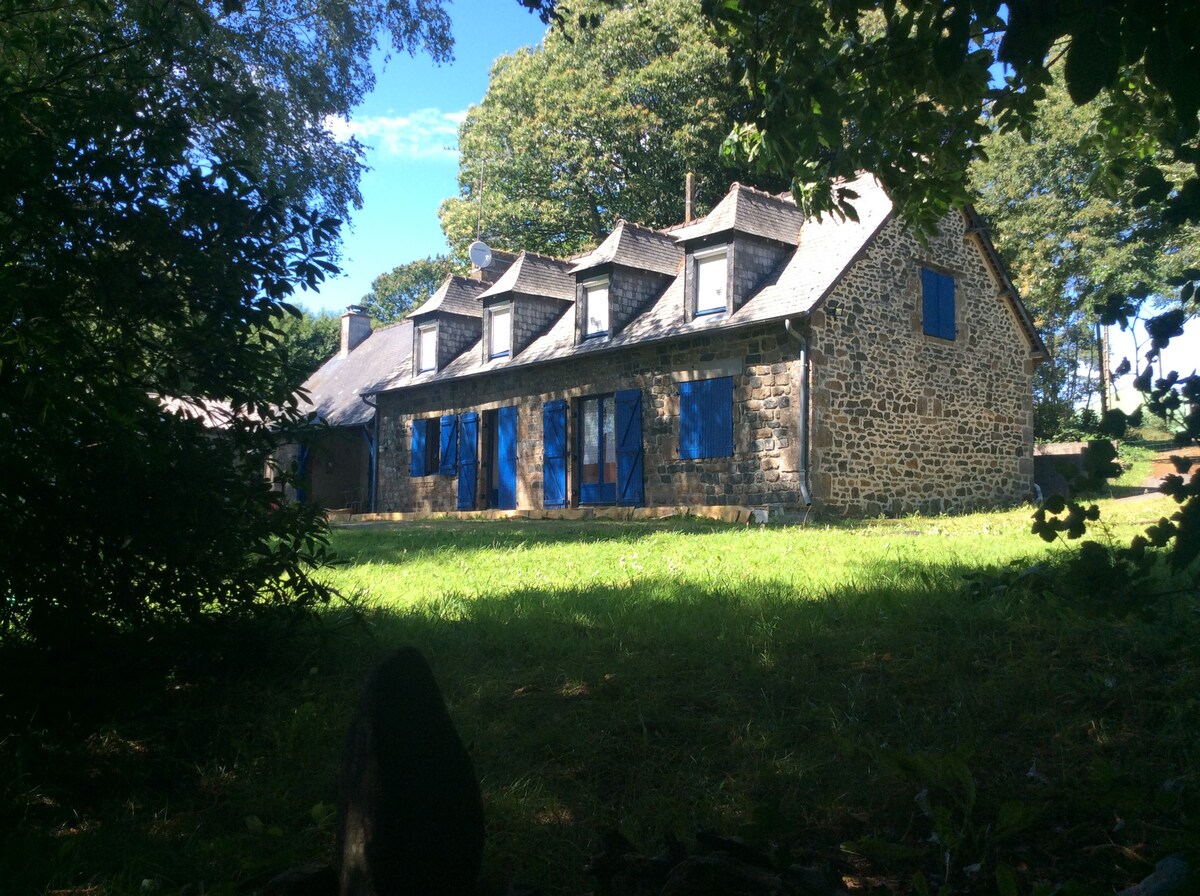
[709,376,734,457]
[497,405,518,510]
[457,412,478,510]
[939,273,956,339]
[615,388,644,506]
[679,380,701,459]
[439,415,458,475]
[543,400,568,509]
[922,268,955,340]
[410,419,426,477]
[679,377,733,459]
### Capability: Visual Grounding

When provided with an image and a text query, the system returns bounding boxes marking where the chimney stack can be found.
[685,172,694,224]
[340,305,371,356]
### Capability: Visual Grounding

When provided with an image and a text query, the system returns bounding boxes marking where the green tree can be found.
[971,77,1200,438]
[439,0,787,258]
[362,255,457,322]
[0,0,463,647]
[275,310,342,384]
[697,0,1200,235]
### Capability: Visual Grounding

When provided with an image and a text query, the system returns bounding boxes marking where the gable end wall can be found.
[808,212,1036,516]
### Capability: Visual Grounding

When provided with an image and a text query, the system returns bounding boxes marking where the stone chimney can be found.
[340,305,371,356]
[469,249,518,286]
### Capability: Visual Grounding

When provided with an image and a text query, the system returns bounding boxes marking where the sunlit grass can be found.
[4,496,1196,896]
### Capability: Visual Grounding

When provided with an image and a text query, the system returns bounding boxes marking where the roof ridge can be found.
[729,181,799,208]
[515,248,572,265]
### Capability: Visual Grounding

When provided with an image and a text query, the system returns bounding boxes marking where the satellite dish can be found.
[468,240,493,270]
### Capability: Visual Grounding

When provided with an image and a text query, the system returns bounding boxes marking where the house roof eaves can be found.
[961,206,1048,361]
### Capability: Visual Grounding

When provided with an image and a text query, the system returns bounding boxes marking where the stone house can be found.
[353,173,1045,518]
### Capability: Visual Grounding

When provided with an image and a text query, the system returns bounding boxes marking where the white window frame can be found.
[693,246,729,316]
[583,277,610,338]
[488,302,512,359]
[416,322,437,373]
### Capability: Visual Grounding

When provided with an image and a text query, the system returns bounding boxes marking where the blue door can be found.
[490,405,517,510]
[579,394,616,504]
[457,412,478,511]
[543,400,568,509]
[615,388,644,506]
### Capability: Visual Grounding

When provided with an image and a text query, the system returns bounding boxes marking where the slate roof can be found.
[478,251,576,302]
[299,320,412,427]
[668,183,805,245]
[569,220,683,277]
[367,172,893,394]
[410,276,486,320]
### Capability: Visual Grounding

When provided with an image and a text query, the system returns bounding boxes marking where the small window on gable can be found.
[409,417,440,477]
[488,303,512,358]
[583,279,609,338]
[694,247,728,315]
[416,323,437,373]
[679,376,734,459]
[921,267,956,340]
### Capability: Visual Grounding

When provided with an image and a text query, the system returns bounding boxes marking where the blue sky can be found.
[299,1,548,316]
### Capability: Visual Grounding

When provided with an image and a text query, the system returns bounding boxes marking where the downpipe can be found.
[783,317,813,508]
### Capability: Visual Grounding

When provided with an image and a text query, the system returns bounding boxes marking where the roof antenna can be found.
[685,171,694,224]
[469,157,493,270]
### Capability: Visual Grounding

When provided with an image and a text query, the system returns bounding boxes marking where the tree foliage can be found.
[361,255,457,323]
[695,0,1200,237]
[0,0,463,647]
[439,0,787,258]
[274,311,342,385]
[971,77,1200,438]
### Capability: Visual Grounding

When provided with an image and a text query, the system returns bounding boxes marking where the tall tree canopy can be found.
[0,0,460,646]
[439,0,787,258]
[361,255,457,323]
[971,77,1200,438]
[698,0,1200,235]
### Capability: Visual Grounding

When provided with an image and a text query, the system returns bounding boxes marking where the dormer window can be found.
[488,303,512,358]
[583,278,609,338]
[694,247,728,315]
[416,323,437,373]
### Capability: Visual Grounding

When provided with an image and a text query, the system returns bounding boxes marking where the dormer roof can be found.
[478,250,575,302]
[569,220,683,277]
[409,275,487,320]
[669,183,804,246]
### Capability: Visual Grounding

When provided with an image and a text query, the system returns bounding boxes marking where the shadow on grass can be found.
[2,560,1197,896]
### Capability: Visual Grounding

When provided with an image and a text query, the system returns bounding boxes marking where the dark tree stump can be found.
[336,646,485,896]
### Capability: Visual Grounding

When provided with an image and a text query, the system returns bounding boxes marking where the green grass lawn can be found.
[3,498,1197,895]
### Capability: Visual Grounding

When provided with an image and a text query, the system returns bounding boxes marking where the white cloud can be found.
[325,108,468,160]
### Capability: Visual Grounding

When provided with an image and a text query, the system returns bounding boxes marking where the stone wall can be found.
[375,324,807,514]
[808,212,1037,516]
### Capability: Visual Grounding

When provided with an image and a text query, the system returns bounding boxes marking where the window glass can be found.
[695,250,728,314]
[417,324,436,372]
[581,397,600,484]
[489,305,512,357]
[602,396,616,485]
[584,281,609,336]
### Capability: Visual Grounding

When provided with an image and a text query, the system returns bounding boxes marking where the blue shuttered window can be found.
[615,388,644,506]
[439,415,459,476]
[543,400,568,509]
[457,412,479,510]
[679,376,734,459]
[921,268,956,340]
